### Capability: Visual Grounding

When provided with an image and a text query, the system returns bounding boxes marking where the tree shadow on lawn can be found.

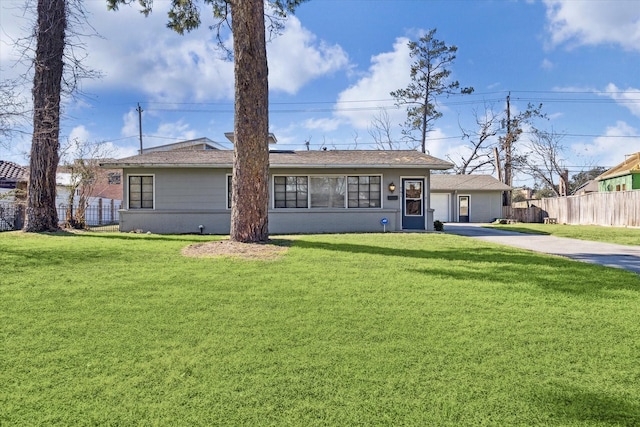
[535,384,640,425]
[52,230,217,243]
[485,225,551,235]
[292,239,640,295]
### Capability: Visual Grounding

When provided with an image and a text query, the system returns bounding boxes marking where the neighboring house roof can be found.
[596,152,640,181]
[573,179,598,195]
[101,150,454,170]
[0,160,27,187]
[141,137,227,154]
[430,174,511,191]
[224,132,278,145]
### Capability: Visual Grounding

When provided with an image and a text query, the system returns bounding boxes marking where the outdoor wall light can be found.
[388,182,396,193]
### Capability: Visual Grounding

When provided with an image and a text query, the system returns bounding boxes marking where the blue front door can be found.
[402,178,425,230]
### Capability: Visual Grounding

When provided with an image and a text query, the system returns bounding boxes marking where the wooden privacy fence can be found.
[504,190,640,227]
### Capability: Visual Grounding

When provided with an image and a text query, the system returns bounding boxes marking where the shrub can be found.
[433,220,444,231]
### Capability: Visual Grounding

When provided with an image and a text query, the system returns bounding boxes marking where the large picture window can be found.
[129,175,153,209]
[274,176,308,208]
[310,176,345,208]
[273,175,381,209]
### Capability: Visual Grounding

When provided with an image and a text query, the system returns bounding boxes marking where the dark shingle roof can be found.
[101,150,454,170]
[431,174,511,191]
[0,160,27,181]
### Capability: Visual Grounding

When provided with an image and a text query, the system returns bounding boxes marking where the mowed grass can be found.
[488,223,640,246]
[1,231,639,426]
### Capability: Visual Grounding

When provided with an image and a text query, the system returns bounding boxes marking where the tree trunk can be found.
[24,0,66,232]
[229,0,270,243]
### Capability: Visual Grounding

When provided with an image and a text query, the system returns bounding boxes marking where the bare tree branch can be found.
[518,128,568,197]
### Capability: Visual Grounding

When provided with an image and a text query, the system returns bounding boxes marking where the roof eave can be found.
[100,162,234,168]
[101,162,454,170]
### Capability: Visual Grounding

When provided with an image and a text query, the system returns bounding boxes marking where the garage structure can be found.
[430,174,510,223]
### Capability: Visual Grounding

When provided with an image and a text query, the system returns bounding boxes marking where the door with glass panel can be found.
[458,195,470,223]
[401,178,425,230]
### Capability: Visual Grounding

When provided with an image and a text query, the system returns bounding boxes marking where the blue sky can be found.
[1,0,639,187]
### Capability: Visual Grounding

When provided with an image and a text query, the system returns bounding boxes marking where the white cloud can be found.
[302,117,342,132]
[79,1,235,103]
[543,0,640,51]
[335,37,412,130]
[101,142,139,160]
[120,110,138,138]
[72,3,345,102]
[68,125,91,143]
[600,83,640,118]
[571,121,640,166]
[427,128,463,160]
[268,17,350,94]
[541,58,554,70]
[155,120,198,142]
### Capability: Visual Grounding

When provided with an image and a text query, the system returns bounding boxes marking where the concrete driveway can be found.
[445,223,640,275]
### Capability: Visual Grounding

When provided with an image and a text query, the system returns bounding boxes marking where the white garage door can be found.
[431,193,450,222]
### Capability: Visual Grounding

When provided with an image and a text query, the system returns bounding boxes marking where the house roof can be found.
[430,174,511,191]
[596,152,640,181]
[573,179,599,195]
[0,160,26,182]
[141,137,226,154]
[100,150,454,170]
[224,132,278,145]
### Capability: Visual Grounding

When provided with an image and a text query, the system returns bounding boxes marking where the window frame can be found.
[127,174,155,210]
[347,175,382,209]
[273,175,309,208]
[226,174,232,209]
[272,174,382,210]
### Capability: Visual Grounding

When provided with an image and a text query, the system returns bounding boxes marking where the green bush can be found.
[433,220,444,231]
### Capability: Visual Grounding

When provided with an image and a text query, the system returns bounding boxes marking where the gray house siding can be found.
[105,149,454,234]
[463,191,503,222]
[432,190,503,223]
[430,174,509,223]
[119,167,432,234]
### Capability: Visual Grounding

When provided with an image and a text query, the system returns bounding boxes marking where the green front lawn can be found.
[1,231,639,425]
[488,223,640,246]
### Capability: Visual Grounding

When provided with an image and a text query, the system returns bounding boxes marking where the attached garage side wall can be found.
[431,192,451,222]
[431,190,503,223]
[468,191,503,222]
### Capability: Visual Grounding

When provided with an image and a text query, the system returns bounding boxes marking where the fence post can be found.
[98,198,103,226]
[16,204,25,230]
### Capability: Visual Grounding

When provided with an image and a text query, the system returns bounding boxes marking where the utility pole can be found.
[503,93,512,206]
[493,147,502,182]
[137,103,143,154]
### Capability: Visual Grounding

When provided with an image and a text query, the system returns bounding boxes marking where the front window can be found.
[274,176,308,208]
[310,176,346,208]
[347,175,381,208]
[273,175,381,209]
[129,175,153,209]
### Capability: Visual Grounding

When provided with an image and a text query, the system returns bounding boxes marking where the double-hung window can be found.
[128,175,154,209]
